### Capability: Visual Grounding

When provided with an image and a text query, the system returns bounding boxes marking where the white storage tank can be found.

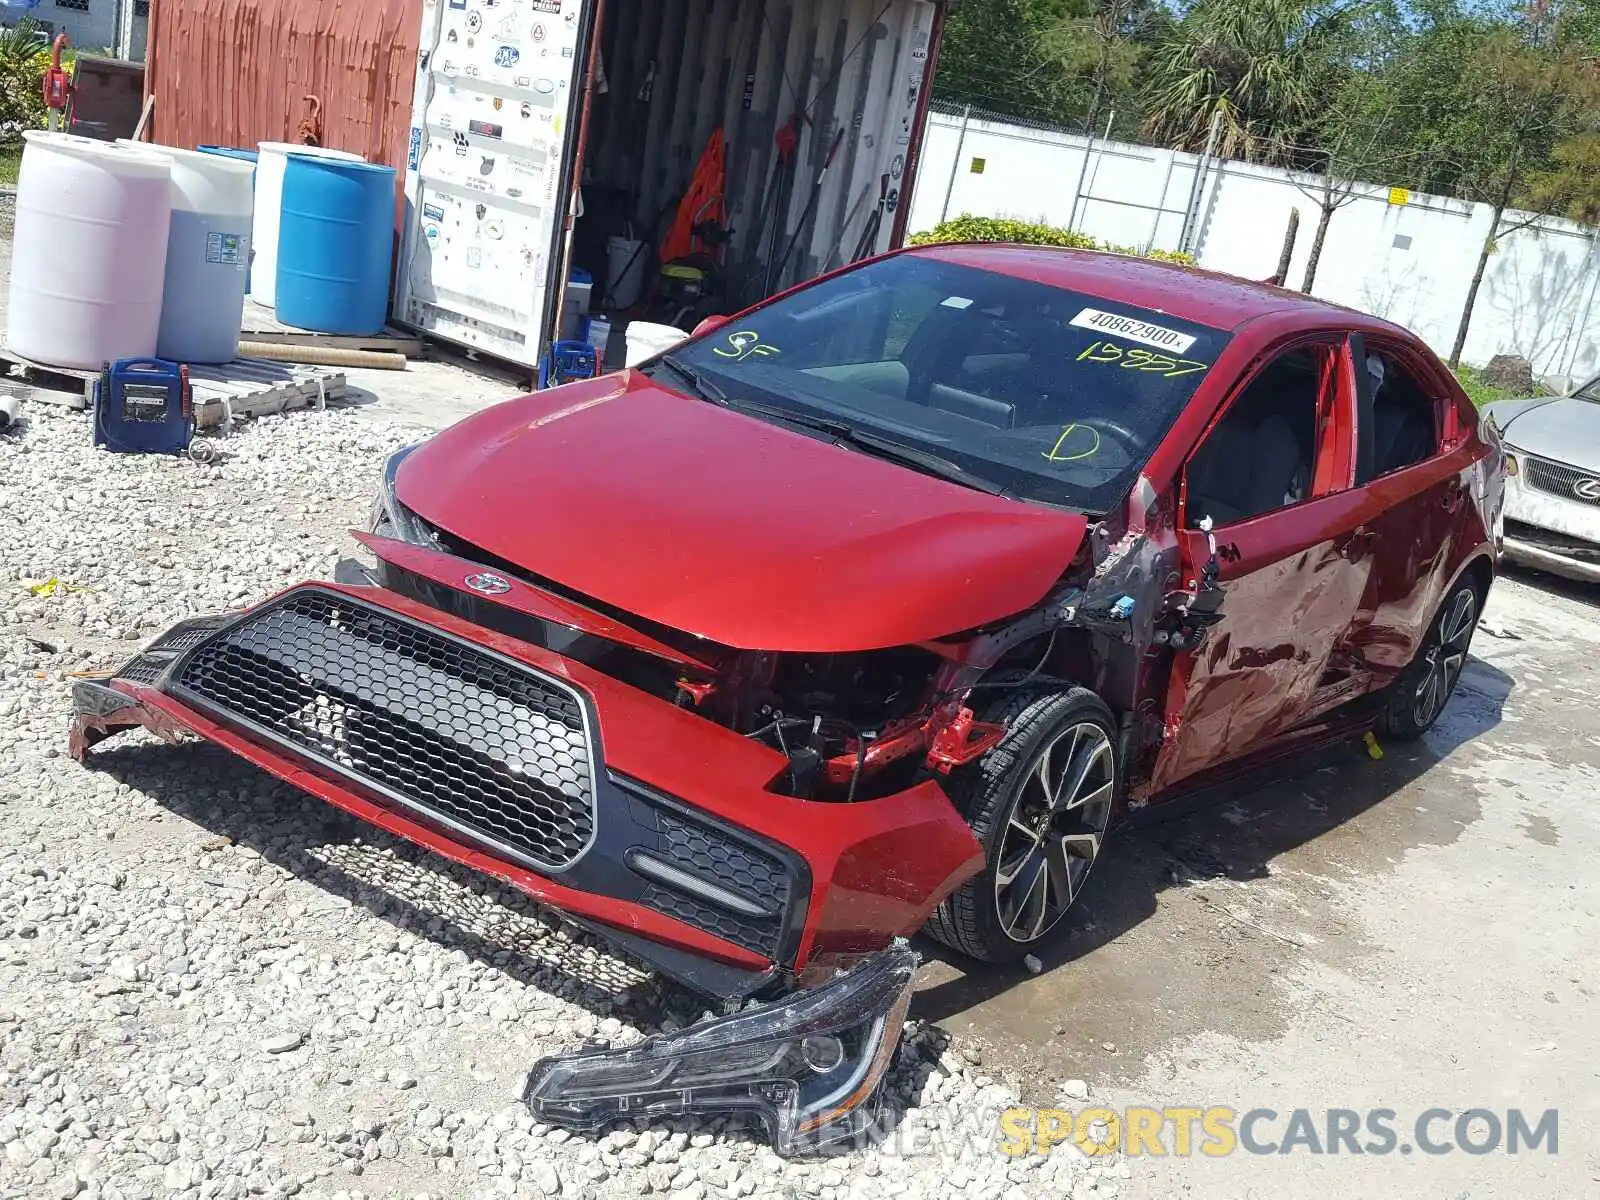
[5,132,173,371]
[118,141,256,364]
[251,142,362,308]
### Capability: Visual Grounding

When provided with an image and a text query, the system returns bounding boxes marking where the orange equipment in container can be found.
[660,129,726,265]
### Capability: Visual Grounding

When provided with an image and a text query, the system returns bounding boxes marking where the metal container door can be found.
[395,0,598,367]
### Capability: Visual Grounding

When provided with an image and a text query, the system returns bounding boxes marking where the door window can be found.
[1185,347,1328,528]
[1362,351,1441,479]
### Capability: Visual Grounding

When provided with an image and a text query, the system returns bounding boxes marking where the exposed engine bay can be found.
[361,503,1195,806]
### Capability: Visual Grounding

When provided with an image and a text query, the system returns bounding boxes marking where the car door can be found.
[1341,335,1481,685]
[1147,335,1374,796]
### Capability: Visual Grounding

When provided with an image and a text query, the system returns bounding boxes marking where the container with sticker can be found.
[117,140,255,364]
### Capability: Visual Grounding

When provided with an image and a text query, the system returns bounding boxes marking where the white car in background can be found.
[1483,381,1600,584]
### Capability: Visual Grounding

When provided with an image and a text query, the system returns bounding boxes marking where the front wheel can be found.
[925,689,1119,964]
[1381,577,1480,740]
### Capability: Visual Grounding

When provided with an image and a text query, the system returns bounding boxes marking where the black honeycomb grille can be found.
[657,813,791,908]
[642,885,780,958]
[117,618,239,687]
[642,812,791,957]
[171,590,597,872]
[115,655,167,686]
[1524,455,1600,507]
[154,618,234,654]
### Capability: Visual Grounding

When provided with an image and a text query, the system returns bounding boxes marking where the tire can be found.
[1380,575,1482,741]
[925,688,1120,964]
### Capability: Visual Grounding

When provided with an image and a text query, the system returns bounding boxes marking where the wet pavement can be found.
[915,568,1600,1198]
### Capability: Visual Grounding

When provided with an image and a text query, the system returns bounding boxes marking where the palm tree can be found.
[0,15,45,72]
[1141,0,1366,162]
[0,16,48,147]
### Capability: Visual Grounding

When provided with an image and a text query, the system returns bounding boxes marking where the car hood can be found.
[395,371,1088,653]
[1484,395,1600,466]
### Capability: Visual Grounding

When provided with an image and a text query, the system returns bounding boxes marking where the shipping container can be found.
[394,0,944,367]
[147,0,945,371]
[146,0,422,199]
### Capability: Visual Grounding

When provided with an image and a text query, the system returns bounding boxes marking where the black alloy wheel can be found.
[1382,578,1481,740]
[926,689,1119,964]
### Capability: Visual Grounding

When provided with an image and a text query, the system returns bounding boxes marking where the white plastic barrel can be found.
[5,131,173,371]
[606,236,648,310]
[117,141,255,363]
[624,321,690,367]
[251,142,362,307]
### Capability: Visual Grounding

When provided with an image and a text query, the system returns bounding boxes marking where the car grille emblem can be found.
[464,573,513,596]
[1574,477,1600,501]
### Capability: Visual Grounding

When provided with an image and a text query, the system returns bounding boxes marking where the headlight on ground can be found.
[521,944,918,1156]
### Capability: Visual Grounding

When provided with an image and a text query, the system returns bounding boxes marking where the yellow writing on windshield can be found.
[1043,423,1102,463]
[1078,339,1209,378]
[713,331,782,362]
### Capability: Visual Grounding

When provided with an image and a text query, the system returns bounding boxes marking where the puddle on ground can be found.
[915,653,1526,1101]
[1521,810,1561,846]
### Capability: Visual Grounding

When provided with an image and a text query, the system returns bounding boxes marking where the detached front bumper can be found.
[69,583,982,1002]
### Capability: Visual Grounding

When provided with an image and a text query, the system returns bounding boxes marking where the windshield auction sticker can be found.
[1070,308,1197,354]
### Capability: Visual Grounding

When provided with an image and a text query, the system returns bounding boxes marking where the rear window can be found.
[662,253,1231,512]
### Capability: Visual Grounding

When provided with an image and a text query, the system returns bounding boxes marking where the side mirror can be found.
[692,314,730,339]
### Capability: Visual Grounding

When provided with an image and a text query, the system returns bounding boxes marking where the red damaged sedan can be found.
[69,245,1504,1151]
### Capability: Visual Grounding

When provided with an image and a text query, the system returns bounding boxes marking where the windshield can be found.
[648,253,1232,512]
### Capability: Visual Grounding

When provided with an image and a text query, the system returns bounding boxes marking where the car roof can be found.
[909,242,1382,334]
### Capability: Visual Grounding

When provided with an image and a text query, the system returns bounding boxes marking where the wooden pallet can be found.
[0,351,95,410]
[188,359,347,429]
[0,350,345,428]
[242,300,425,358]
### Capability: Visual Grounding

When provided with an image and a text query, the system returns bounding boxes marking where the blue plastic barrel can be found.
[276,156,396,336]
[197,146,259,291]
[196,145,258,163]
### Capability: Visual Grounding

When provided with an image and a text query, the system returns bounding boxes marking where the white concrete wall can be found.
[909,108,1600,389]
[3,1,147,58]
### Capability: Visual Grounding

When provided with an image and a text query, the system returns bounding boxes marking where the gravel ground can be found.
[0,405,1122,1200]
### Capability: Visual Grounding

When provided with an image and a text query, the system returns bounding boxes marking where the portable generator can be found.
[538,339,601,390]
[93,358,195,455]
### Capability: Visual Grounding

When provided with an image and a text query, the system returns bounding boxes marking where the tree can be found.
[1038,0,1171,136]
[1281,76,1437,292]
[934,0,1084,125]
[1521,131,1600,225]
[0,17,48,147]
[1366,2,1600,366]
[1141,0,1370,162]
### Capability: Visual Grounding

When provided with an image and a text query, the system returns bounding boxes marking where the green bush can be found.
[1453,365,1519,409]
[909,214,1195,265]
[909,215,1100,249]
[0,18,72,153]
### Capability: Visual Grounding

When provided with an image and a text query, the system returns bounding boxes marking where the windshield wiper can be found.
[657,372,1009,497]
[839,429,1011,496]
[659,355,729,407]
[717,399,1010,496]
